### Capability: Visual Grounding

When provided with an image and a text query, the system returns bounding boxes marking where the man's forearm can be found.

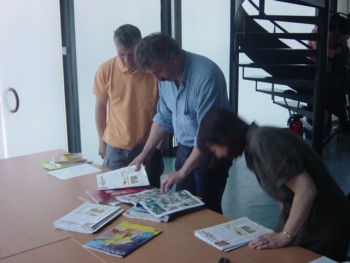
[95,101,107,142]
[177,147,207,177]
[142,123,168,156]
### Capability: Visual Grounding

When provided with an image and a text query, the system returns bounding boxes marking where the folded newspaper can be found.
[123,205,170,223]
[54,202,123,234]
[117,189,204,218]
[194,217,273,252]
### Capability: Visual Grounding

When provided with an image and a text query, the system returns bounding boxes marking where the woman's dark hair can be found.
[198,109,249,157]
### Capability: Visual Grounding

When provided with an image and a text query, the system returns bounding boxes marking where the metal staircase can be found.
[233,0,331,155]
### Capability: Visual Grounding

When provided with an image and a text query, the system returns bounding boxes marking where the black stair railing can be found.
[233,0,330,155]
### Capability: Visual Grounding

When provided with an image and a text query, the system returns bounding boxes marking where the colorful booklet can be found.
[83,221,162,258]
[116,189,204,218]
[53,202,123,234]
[96,165,150,190]
[194,217,273,252]
[86,186,153,205]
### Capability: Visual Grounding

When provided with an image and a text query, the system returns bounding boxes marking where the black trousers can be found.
[124,143,164,189]
[174,144,232,214]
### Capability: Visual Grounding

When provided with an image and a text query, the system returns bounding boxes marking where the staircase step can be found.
[256,88,314,104]
[249,15,321,24]
[239,48,317,57]
[274,100,314,119]
[243,76,315,89]
[239,63,316,68]
[236,32,319,41]
[274,0,325,8]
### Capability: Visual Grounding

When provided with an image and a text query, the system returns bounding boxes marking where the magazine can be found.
[194,217,273,252]
[116,189,204,218]
[86,186,153,205]
[53,202,123,234]
[83,221,162,258]
[96,165,150,190]
[123,205,170,223]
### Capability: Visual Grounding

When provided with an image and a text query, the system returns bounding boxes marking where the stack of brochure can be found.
[117,189,204,219]
[53,202,123,234]
[52,153,87,165]
[194,217,273,252]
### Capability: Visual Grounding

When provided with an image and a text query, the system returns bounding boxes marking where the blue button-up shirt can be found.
[153,51,230,147]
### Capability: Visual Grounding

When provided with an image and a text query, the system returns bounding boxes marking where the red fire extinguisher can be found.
[287,114,303,136]
[284,90,304,137]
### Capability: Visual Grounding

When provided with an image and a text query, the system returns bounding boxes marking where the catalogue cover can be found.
[83,221,162,257]
[96,165,149,190]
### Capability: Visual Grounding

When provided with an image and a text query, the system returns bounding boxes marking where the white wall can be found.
[74,0,161,165]
[182,0,231,91]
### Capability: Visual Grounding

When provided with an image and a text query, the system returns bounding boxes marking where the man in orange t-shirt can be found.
[94,24,159,170]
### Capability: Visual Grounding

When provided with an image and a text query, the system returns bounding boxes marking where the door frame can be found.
[60,0,81,153]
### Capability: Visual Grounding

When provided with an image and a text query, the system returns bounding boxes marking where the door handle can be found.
[7,88,19,113]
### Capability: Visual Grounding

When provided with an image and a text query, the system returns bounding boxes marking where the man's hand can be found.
[161,171,186,193]
[248,232,292,250]
[129,153,148,171]
[98,141,106,159]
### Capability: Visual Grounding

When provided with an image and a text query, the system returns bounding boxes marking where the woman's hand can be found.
[249,232,293,250]
[161,171,186,193]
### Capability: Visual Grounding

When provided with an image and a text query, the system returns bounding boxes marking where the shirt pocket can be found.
[183,112,198,137]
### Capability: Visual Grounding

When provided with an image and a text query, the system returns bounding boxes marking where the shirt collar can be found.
[180,50,190,87]
[116,57,139,74]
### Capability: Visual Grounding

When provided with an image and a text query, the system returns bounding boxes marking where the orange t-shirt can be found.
[93,57,158,150]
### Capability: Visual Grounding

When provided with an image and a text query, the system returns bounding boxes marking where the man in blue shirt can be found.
[130,32,231,213]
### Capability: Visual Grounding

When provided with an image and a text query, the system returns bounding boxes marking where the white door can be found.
[0,0,68,158]
[74,0,161,165]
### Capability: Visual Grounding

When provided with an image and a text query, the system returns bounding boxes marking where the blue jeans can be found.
[174,144,231,214]
[102,144,129,170]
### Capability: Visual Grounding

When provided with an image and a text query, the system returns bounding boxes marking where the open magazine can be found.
[116,189,204,218]
[194,217,273,252]
[96,165,149,190]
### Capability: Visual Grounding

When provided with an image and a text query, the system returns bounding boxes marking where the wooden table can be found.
[0,150,320,262]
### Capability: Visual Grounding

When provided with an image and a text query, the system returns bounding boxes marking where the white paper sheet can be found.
[48,163,100,180]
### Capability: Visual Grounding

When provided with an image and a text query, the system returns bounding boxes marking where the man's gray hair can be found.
[135,32,181,71]
[114,24,141,48]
